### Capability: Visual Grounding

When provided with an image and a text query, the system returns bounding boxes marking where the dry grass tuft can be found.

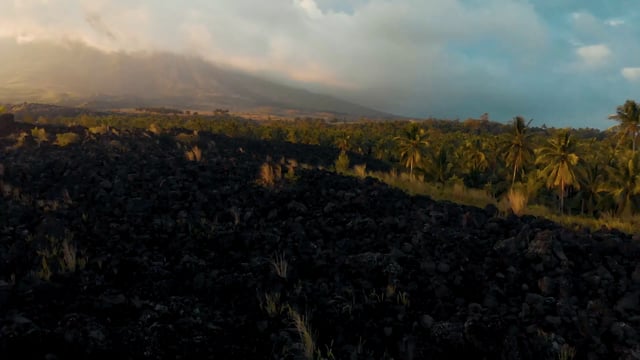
[185,145,203,162]
[559,344,576,360]
[259,292,283,317]
[334,151,350,174]
[288,308,316,359]
[506,188,528,216]
[258,161,282,188]
[270,252,288,279]
[354,163,367,178]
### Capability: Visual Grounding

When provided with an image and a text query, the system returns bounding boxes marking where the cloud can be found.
[605,19,625,27]
[297,0,323,19]
[575,44,612,68]
[0,0,635,128]
[622,67,640,82]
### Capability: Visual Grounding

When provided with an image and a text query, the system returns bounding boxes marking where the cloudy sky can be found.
[1,0,639,128]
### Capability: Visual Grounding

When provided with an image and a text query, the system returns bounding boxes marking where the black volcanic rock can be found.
[0,113,16,137]
[0,124,639,359]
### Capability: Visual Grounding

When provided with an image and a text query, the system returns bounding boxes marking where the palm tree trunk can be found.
[560,179,564,215]
[512,164,517,187]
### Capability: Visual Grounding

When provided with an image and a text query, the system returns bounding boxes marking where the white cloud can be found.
[10,0,618,125]
[622,67,640,82]
[605,19,625,27]
[576,44,612,68]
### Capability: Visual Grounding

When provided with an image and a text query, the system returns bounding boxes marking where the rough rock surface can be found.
[0,113,17,137]
[1,125,639,359]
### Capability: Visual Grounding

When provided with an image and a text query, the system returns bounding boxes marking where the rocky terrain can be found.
[1,118,640,359]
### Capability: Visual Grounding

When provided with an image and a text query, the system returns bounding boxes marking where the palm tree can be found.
[456,137,491,188]
[464,137,490,173]
[605,152,640,216]
[394,124,429,180]
[425,145,453,185]
[576,162,605,216]
[535,131,581,214]
[502,116,534,186]
[609,100,640,153]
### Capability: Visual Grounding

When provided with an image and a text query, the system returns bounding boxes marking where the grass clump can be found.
[558,344,576,360]
[334,150,350,174]
[185,145,203,162]
[506,188,528,216]
[354,163,367,178]
[259,292,284,317]
[289,308,316,360]
[36,231,86,280]
[270,252,288,279]
[258,160,283,188]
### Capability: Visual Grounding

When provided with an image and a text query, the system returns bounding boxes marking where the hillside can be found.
[0,39,393,120]
[0,119,639,359]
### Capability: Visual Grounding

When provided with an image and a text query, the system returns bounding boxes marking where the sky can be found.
[1,0,639,129]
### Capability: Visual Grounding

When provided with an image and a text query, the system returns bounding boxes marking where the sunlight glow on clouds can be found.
[0,0,639,128]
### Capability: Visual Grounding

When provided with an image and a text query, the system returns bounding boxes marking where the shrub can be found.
[30,127,48,146]
[54,132,81,147]
[88,125,109,135]
[148,123,161,135]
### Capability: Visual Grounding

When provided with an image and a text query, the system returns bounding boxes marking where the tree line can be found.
[16,100,640,219]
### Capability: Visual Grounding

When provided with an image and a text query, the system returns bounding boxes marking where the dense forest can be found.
[5,100,640,233]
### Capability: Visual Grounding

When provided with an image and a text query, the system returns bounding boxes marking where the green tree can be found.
[605,152,640,216]
[394,124,429,180]
[335,134,351,152]
[425,145,453,185]
[609,100,640,153]
[502,116,534,186]
[535,131,581,214]
[0,105,5,114]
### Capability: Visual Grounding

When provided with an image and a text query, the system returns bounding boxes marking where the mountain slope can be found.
[0,38,391,118]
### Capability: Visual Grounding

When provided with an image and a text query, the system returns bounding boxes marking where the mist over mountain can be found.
[0,39,392,118]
